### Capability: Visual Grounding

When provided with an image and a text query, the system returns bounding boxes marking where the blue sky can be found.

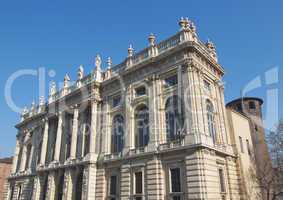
[0,0,282,157]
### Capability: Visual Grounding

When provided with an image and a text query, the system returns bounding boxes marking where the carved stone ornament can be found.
[107,57,112,70]
[64,74,70,88]
[128,44,134,57]
[77,65,84,80]
[50,81,57,95]
[148,33,155,46]
[95,54,102,70]
[39,96,45,106]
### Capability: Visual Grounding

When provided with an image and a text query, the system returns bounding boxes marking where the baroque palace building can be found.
[6,18,265,200]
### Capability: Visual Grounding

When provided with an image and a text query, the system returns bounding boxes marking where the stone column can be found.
[184,61,202,145]
[125,87,134,152]
[54,112,63,161]
[80,112,86,158]
[194,68,205,135]
[70,106,79,159]
[40,119,49,165]
[148,75,159,150]
[84,164,97,199]
[181,64,192,135]
[12,138,21,173]
[187,63,198,133]
[88,100,98,159]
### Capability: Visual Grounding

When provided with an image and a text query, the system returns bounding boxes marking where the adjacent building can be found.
[0,157,13,200]
[6,18,268,200]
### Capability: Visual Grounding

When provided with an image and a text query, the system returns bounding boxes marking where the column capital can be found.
[70,104,80,110]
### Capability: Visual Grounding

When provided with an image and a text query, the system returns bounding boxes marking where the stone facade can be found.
[6,18,263,200]
[0,157,13,200]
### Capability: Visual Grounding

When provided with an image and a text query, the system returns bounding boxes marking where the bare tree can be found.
[253,120,283,200]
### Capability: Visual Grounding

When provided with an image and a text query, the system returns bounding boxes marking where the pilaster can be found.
[70,106,79,159]
[48,172,57,200]
[54,112,63,161]
[63,169,74,200]
[12,138,20,173]
[88,100,98,160]
[124,86,134,153]
[147,74,160,151]
[40,119,49,165]
[85,164,97,200]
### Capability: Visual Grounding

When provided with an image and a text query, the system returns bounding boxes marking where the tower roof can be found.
[226,97,263,107]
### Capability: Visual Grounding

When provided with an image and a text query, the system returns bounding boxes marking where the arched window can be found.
[135,105,149,148]
[206,100,216,143]
[165,96,184,141]
[112,115,124,153]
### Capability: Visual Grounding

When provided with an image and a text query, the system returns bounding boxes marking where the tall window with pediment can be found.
[112,115,124,153]
[206,100,216,143]
[165,96,184,141]
[135,105,149,148]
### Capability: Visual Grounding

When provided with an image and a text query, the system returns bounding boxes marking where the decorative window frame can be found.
[216,162,228,198]
[160,68,178,93]
[163,160,185,199]
[110,113,125,154]
[106,168,121,200]
[130,165,146,200]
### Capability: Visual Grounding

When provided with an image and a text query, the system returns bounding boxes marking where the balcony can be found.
[158,139,184,151]
[104,152,122,161]
[129,146,148,156]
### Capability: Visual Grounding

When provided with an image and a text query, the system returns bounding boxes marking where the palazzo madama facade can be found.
[6,18,264,200]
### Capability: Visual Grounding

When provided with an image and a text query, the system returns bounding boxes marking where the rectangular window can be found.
[246,139,251,156]
[170,168,181,192]
[164,75,178,88]
[109,175,117,196]
[204,80,211,91]
[218,168,226,193]
[135,86,146,97]
[249,101,256,109]
[239,136,244,153]
[112,96,121,107]
[134,171,143,194]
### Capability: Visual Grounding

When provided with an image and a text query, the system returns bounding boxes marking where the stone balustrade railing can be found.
[21,28,216,122]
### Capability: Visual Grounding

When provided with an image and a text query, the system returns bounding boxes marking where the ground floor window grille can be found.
[133,171,143,200]
[218,168,226,199]
[170,167,182,200]
[108,175,118,200]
